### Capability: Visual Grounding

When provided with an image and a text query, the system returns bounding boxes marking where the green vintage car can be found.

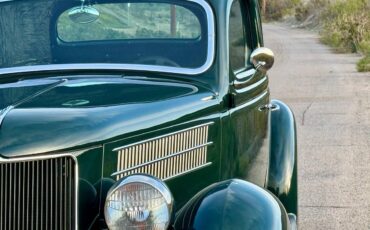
[0,0,297,229]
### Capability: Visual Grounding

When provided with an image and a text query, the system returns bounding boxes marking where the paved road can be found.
[263,23,370,229]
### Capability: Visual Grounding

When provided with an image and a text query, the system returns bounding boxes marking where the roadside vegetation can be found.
[259,0,300,21]
[260,0,370,72]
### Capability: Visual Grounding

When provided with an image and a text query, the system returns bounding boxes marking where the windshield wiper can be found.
[0,78,67,127]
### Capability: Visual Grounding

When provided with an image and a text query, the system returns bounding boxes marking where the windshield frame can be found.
[0,0,215,77]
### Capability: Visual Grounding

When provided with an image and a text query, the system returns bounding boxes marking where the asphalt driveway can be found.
[264,23,370,229]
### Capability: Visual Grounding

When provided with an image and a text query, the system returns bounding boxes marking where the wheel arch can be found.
[174,179,290,230]
[268,99,298,216]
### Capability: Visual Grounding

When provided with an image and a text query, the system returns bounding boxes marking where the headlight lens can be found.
[104,174,173,230]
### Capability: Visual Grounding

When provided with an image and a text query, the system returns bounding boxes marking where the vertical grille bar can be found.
[40,160,43,230]
[17,163,21,230]
[68,158,72,230]
[9,163,11,230]
[4,164,8,230]
[0,164,1,230]
[0,164,3,230]
[45,160,49,230]
[0,155,76,230]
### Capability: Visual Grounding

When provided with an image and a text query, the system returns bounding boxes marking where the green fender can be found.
[174,179,289,230]
[268,99,298,217]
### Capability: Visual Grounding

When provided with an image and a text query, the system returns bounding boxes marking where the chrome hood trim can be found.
[0,79,66,128]
[0,106,14,127]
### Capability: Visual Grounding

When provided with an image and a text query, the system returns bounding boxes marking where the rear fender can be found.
[268,99,298,216]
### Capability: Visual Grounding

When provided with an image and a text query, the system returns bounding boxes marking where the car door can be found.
[222,0,270,187]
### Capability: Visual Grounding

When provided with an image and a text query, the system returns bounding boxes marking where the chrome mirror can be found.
[68,0,100,24]
[250,47,274,72]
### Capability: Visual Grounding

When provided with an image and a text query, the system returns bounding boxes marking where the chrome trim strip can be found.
[0,153,76,163]
[163,162,212,181]
[235,69,256,81]
[59,145,102,157]
[12,79,67,107]
[0,0,215,77]
[235,76,268,93]
[0,153,79,230]
[0,79,66,128]
[112,121,214,152]
[0,106,14,127]
[201,95,216,101]
[226,0,234,75]
[112,142,213,177]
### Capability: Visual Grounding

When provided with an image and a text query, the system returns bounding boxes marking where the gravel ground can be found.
[263,23,370,229]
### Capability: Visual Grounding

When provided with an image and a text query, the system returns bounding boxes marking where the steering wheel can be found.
[135,56,180,67]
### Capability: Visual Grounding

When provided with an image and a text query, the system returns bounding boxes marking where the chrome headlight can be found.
[104,174,173,230]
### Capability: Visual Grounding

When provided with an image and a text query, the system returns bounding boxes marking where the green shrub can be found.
[358,40,370,55]
[320,0,370,53]
[357,38,370,72]
[357,56,370,72]
[295,0,328,22]
[319,0,370,71]
[260,0,301,20]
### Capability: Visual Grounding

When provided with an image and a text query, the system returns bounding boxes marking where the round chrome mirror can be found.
[68,1,100,24]
[250,47,274,72]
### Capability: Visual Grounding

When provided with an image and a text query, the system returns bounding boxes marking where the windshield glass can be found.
[0,0,212,73]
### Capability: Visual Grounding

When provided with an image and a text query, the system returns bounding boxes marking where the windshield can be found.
[0,0,214,74]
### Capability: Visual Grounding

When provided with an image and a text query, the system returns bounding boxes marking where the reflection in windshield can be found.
[68,5,100,24]
[59,3,200,41]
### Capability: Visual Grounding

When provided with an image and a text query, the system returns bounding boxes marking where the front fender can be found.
[174,179,289,230]
[268,99,298,216]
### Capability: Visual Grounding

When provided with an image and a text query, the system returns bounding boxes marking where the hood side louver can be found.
[112,122,213,181]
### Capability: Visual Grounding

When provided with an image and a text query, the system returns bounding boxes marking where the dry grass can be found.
[319,0,370,72]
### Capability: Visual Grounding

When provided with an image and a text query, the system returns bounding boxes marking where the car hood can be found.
[0,75,217,157]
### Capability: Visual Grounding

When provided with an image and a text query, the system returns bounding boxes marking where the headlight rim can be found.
[104,173,174,229]
[106,174,173,206]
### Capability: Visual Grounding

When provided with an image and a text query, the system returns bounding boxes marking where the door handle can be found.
[259,103,279,111]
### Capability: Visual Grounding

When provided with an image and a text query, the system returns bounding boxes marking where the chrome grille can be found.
[0,155,77,230]
[113,123,213,180]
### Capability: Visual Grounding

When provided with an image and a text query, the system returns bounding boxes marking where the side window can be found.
[229,0,251,72]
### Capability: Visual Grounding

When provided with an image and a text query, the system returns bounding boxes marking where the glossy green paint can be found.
[268,100,298,216]
[218,0,270,187]
[76,146,103,229]
[0,0,298,229]
[174,179,289,230]
[103,117,222,210]
[0,74,224,228]
[0,76,219,156]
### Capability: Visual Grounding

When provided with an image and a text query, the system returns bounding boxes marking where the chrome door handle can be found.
[259,103,278,111]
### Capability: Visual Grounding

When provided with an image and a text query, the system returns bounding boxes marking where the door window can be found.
[229,0,251,72]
